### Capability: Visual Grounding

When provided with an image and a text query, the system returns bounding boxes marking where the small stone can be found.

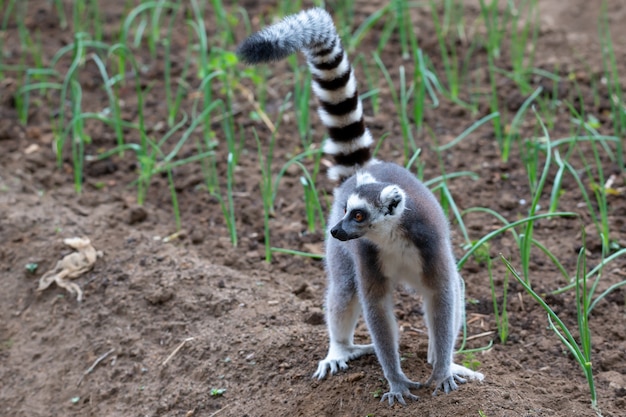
[347,372,365,383]
[498,192,518,211]
[304,310,325,326]
[128,206,148,225]
[144,288,174,305]
[190,229,204,244]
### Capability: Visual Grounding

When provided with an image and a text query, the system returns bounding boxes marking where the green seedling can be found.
[264,148,325,257]
[435,112,500,152]
[270,248,324,259]
[348,4,391,53]
[16,68,61,124]
[47,33,109,189]
[462,205,572,285]
[392,0,410,60]
[356,54,381,115]
[209,0,237,46]
[210,388,226,397]
[461,351,481,371]
[72,0,103,41]
[508,0,539,91]
[289,56,313,149]
[501,87,543,162]
[471,242,490,265]
[373,54,416,162]
[160,2,185,128]
[407,19,450,127]
[598,1,625,169]
[547,106,618,259]
[300,174,319,233]
[90,100,218,229]
[441,0,465,39]
[511,109,556,284]
[478,0,524,149]
[488,256,509,344]
[430,0,462,101]
[329,0,355,42]
[0,339,14,350]
[254,94,291,262]
[502,243,602,414]
[457,210,577,272]
[120,1,179,61]
[551,245,626,313]
[203,150,238,247]
[371,388,383,399]
[188,0,209,80]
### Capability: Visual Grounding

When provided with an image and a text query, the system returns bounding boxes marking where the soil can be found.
[1,1,625,416]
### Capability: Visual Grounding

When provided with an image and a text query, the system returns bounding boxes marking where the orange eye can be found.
[354,211,364,222]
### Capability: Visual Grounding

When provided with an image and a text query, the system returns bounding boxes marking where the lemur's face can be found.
[330,183,405,242]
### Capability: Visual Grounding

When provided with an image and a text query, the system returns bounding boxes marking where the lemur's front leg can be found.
[422,282,484,395]
[358,246,421,406]
[314,252,375,379]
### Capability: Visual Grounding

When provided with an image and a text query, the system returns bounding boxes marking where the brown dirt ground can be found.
[1,1,625,416]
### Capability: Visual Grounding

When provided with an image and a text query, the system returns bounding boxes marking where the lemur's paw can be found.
[450,363,485,382]
[313,343,375,379]
[313,357,348,379]
[381,379,421,406]
[428,364,485,396]
[429,374,461,396]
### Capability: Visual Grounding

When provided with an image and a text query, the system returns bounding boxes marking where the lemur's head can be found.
[331,172,406,241]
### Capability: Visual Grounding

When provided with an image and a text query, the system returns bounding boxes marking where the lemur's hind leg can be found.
[314,269,374,379]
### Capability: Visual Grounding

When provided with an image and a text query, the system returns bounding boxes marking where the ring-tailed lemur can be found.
[237,8,484,406]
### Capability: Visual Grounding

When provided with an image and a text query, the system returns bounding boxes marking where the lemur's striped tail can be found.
[236,8,374,182]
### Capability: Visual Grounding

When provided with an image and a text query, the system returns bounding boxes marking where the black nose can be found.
[330,226,349,241]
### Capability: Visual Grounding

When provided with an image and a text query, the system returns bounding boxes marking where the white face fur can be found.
[331,179,406,242]
[345,184,405,218]
[348,172,406,223]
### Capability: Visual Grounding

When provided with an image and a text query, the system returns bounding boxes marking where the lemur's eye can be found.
[353,210,364,222]
[343,207,347,214]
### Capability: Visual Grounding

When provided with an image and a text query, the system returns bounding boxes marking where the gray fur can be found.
[236,8,484,407]
[315,163,484,405]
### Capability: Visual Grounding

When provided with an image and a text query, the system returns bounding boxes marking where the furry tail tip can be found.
[236,33,293,64]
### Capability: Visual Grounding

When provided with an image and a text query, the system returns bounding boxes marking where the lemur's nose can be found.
[330,225,349,241]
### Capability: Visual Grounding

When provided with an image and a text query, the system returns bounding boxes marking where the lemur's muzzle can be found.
[330,224,350,241]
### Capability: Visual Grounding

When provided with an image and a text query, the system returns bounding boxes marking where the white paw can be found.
[429,374,463,395]
[313,343,375,379]
[381,379,422,406]
[428,364,484,396]
[450,363,485,382]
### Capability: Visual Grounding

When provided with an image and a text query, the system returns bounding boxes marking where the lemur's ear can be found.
[380,185,405,216]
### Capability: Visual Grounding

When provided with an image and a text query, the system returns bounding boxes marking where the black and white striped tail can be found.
[236,8,374,182]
